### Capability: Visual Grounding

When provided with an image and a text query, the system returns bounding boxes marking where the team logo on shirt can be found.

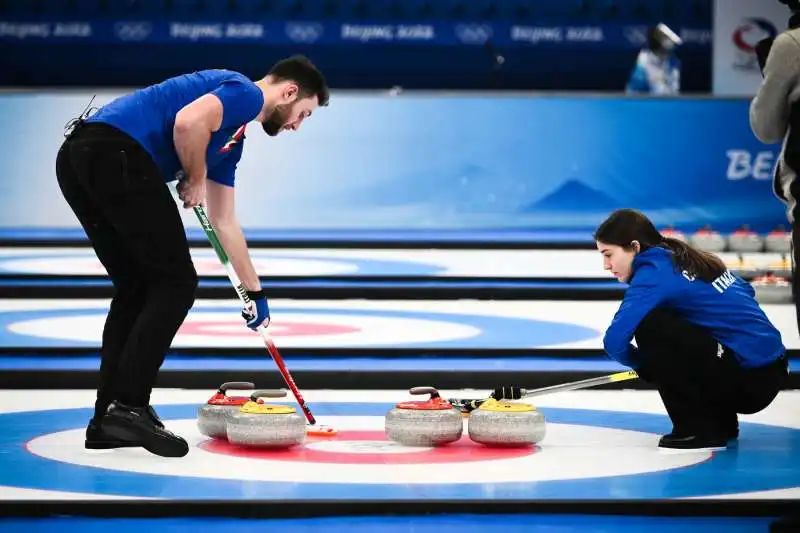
[219,124,246,153]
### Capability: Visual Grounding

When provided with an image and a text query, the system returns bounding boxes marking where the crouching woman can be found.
[595,209,789,452]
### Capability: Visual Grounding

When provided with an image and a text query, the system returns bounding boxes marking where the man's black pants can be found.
[56,122,198,420]
[634,307,788,436]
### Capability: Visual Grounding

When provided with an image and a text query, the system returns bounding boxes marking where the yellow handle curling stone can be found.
[468,399,546,448]
[226,390,306,449]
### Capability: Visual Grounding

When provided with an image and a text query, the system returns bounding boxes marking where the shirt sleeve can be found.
[208,141,243,187]
[210,76,264,131]
[750,32,800,144]
[603,265,672,367]
[626,54,651,94]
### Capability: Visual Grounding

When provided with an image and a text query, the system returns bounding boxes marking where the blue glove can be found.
[242,289,270,330]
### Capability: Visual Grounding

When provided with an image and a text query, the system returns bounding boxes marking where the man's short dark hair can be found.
[268,55,329,107]
[780,0,800,13]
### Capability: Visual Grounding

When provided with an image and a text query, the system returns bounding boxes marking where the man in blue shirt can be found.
[594,209,788,452]
[55,55,329,458]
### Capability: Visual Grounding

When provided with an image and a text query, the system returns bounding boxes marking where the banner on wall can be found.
[0,19,712,49]
[0,92,786,233]
[712,0,793,96]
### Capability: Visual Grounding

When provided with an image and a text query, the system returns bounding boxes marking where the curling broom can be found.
[192,204,336,437]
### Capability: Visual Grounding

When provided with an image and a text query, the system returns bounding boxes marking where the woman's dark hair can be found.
[593,208,727,283]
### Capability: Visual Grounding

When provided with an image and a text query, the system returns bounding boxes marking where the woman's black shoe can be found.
[658,432,728,452]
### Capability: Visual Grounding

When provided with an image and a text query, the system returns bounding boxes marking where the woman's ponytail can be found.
[660,237,727,282]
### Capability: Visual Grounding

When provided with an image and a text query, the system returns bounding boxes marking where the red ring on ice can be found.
[199,430,536,464]
[178,320,360,337]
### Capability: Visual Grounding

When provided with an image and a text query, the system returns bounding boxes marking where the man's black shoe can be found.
[85,405,165,449]
[85,418,141,450]
[147,405,165,428]
[101,401,188,458]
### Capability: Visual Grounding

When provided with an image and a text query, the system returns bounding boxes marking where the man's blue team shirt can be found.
[86,69,263,187]
[604,246,785,369]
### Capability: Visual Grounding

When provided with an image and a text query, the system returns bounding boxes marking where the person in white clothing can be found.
[626,23,682,96]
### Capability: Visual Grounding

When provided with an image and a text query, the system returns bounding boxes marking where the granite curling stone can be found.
[468,398,546,447]
[226,390,306,448]
[752,273,793,304]
[728,226,764,253]
[690,226,727,253]
[385,386,463,446]
[725,254,758,279]
[197,381,255,440]
[765,226,792,254]
[659,226,687,243]
[766,255,792,278]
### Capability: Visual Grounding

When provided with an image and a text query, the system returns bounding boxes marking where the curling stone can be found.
[725,254,759,279]
[690,225,727,253]
[767,255,792,278]
[197,381,255,440]
[468,399,546,448]
[385,386,463,446]
[728,226,764,253]
[659,226,687,243]
[752,273,793,304]
[766,226,792,254]
[226,390,306,448]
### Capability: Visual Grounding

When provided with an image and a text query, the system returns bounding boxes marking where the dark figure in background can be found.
[750,7,800,527]
[750,0,800,336]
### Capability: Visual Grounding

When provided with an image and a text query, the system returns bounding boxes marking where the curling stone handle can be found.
[492,385,526,400]
[219,382,255,394]
[409,386,441,399]
[250,390,288,401]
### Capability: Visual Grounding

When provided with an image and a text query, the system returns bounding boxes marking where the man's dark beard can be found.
[261,104,291,136]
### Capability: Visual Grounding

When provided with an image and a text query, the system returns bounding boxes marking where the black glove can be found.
[755,37,775,75]
[492,385,523,400]
[449,398,482,413]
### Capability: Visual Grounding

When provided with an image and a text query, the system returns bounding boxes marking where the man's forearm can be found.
[174,122,210,181]
[213,219,261,291]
